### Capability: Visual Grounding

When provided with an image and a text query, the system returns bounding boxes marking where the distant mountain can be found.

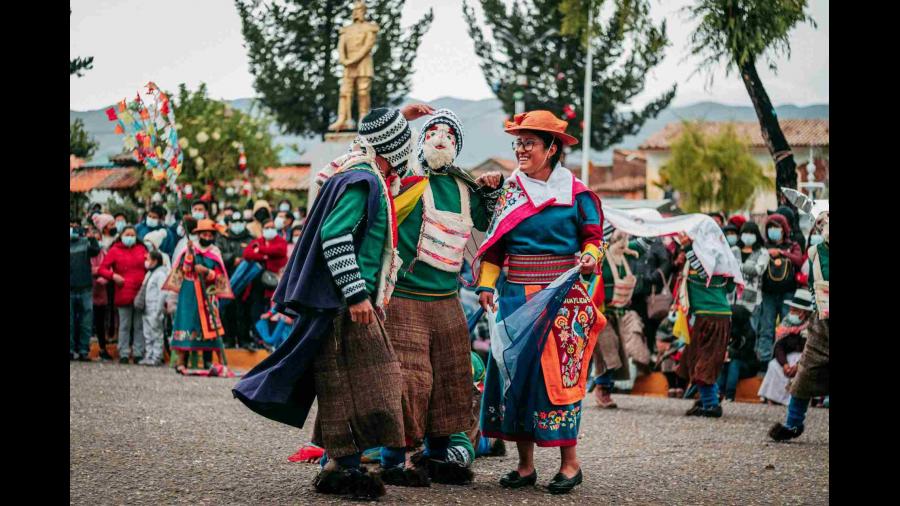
[71,98,828,168]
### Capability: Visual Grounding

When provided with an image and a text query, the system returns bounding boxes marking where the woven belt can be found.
[506,254,578,285]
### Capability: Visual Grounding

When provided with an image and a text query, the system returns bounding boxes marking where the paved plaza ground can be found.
[70,362,828,505]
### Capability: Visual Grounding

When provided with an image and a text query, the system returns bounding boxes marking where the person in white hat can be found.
[757,289,814,405]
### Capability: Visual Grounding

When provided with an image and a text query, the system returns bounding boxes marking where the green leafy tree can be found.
[660,121,772,213]
[235,0,433,138]
[684,0,816,205]
[70,118,100,160]
[136,83,280,200]
[463,0,675,151]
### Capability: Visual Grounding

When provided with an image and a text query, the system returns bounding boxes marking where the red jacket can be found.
[98,241,149,307]
[243,236,288,273]
[243,235,288,296]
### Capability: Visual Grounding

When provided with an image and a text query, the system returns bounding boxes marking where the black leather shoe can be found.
[499,469,537,488]
[769,422,804,442]
[547,469,583,494]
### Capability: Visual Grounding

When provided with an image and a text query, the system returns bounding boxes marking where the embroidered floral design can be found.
[553,285,597,388]
[533,406,581,431]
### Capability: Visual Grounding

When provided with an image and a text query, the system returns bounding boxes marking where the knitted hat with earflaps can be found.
[358,108,413,173]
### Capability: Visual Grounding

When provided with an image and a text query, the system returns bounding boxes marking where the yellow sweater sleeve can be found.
[476,261,501,290]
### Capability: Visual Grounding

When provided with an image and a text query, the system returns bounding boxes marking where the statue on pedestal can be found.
[328,0,378,132]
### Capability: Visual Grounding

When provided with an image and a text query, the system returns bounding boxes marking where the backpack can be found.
[763,253,795,293]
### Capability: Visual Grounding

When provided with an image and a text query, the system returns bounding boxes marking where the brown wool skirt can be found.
[383,296,475,445]
[677,315,731,386]
[311,311,405,458]
[790,315,829,399]
[593,309,649,380]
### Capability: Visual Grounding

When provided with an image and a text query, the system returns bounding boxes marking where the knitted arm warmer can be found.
[685,246,708,279]
[322,233,369,305]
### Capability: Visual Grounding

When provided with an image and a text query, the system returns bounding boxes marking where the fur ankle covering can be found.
[379,464,431,488]
[348,468,387,500]
[410,450,474,485]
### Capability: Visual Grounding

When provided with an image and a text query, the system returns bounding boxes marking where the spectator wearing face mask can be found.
[134,249,170,366]
[722,223,740,249]
[89,213,117,361]
[242,219,288,319]
[773,206,806,252]
[71,219,102,361]
[136,205,175,256]
[757,213,804,371]
[730,222,769,315]
[172,216,200,264]
[98,226,149,364]
[247,200,272,239]
[113,213,128,235]
[757,289,813,405]
[286,223,304,259]
[191,200,209,222]
[277,199,292,215]
[218,212,255,349]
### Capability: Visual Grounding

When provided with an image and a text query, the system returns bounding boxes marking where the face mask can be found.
[263,229,277,240]
[199,237,214,247]
[293,211,300,220]
[274,216,285,230]
[189,234,199,243]
[70,227,79,239]
[115,221,126,233]
[809,234,824,246]
[230,222,246,234]
[725,235,737,246]
[292,234,302,243]
[101,236,114,248]
[784,313,803,326]
[279,203,291,212]
[165,215,176,227]
[122,236,136,247]
[740,233,756,246]
[176,224,185,237]
[192,211,206,221]
[146,217,159,228]
[255,210,270,223]
[767,228,782,242]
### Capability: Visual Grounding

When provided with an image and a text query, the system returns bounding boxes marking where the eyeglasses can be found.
[512,139,540,152]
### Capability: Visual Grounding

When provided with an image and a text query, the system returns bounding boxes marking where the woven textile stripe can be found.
[507,254,578,284]
[423,214,471,238]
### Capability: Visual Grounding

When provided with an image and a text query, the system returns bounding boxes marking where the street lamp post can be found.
[581,6,593,184]
[493,27,558,117]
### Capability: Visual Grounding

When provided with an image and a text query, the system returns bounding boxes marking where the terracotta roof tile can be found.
[263,166,311,191]
[639,119,829,150]
[70,167,142,192]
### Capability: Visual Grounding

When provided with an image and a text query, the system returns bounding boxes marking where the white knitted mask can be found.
[422,123,457,170]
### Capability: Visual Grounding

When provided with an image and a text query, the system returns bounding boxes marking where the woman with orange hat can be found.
[472,111,606,494]
[163,219,235,373]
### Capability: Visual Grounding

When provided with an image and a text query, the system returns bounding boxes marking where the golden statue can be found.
[328,0,378,132]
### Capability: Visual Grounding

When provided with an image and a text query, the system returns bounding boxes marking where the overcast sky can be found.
[70,0,828,112]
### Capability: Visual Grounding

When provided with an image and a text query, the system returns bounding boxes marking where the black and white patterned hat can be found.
[417,108,464,169]
[358,108,413,171]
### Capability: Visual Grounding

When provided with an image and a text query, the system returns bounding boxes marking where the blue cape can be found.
[232,167,387,429]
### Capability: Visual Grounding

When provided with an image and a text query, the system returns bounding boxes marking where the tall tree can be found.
[235,0,433,139]
[70,9,94,77]
[660,121,772,213]
[70,118,100,160]
[684,0,815,205]
[463,0,675,152]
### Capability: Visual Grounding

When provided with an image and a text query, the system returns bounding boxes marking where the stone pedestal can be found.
[306,132,358,207]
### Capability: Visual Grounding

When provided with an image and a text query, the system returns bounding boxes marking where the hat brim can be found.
[504,125,579,146]
[784,301,813,311]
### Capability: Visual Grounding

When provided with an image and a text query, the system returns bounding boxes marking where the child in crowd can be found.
[758,289,813,405]
[134,249,170,366]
